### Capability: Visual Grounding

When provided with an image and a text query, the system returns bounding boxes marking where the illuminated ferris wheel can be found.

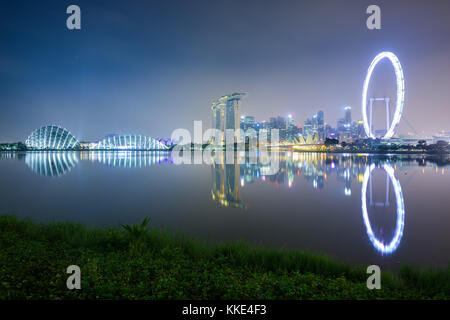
[362,52,405,139]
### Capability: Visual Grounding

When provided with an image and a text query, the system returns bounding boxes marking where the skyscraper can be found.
[344,106,352,127]
[243,116,255,131]
[312,114,318,134]
[276,116,286,130]
[212,101,225,132]
[287,114,295,129]
[211,93,246,143]
[269,117,277,130]
[276,116,287,141]
[316,110,324,140]
[304,118,313,136]
[338,106,352,141]
[286,114,297,141]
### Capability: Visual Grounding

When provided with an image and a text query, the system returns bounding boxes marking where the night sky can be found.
[1,0,450,142]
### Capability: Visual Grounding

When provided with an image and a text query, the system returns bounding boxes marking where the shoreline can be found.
[0,149,449,155]
[1,215,449,300]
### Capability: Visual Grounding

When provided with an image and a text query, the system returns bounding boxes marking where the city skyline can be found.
[2,1,450,304]
[2,0,450,142]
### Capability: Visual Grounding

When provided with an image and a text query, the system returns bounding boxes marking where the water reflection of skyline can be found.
[361,163,405,255]
[25,152,78,177]
[21,151,171,176]
[79,151,171,169]
[211,153,370,210]
[210,152,413,255]
[2,150,450,256]
[238,152,368,193]
[0,151,446,179]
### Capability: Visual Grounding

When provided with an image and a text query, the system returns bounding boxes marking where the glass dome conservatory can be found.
[25,125,80,150]
[93,135,169,150]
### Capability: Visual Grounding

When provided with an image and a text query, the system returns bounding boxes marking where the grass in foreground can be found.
[0,215,449,300]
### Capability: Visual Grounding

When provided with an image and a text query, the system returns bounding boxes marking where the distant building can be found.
[304,110,325,141]
[269,117,277,130]
[312,114,318,135]
[211,93,246,144]
[432,132,450,143]
[276,116,286,129]
[276,116,287,141]
[352,120,365,140]
[325,124,337,139]
[304,118,313,136]
[93,135,169,150]
[337,106,353,141]
[286,114,297,141]
[23,125,168,150]
[260,120,269,130]
[243,116,255,131]
[316,110,324,140]
[344,106,352,126]
[399,134,434,145]
[25,125,79,150]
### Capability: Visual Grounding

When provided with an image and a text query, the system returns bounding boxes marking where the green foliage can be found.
[0,215,449,300]
[121,217,151,254]
[121,217,151,241]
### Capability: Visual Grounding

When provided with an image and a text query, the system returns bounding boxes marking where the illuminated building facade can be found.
[345,106,352,126]
[25,125,79,150]
[24,125,169,150]
[211,93,246,143]
[93,135,169,150]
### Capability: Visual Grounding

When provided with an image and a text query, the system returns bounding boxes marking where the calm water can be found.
[1,151,450,270]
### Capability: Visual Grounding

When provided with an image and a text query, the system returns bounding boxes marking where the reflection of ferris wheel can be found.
[361,163,405,254]
[362,52,405,139]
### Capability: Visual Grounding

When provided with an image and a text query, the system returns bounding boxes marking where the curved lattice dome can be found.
[25,125,80,150]
[94,135,168,150]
